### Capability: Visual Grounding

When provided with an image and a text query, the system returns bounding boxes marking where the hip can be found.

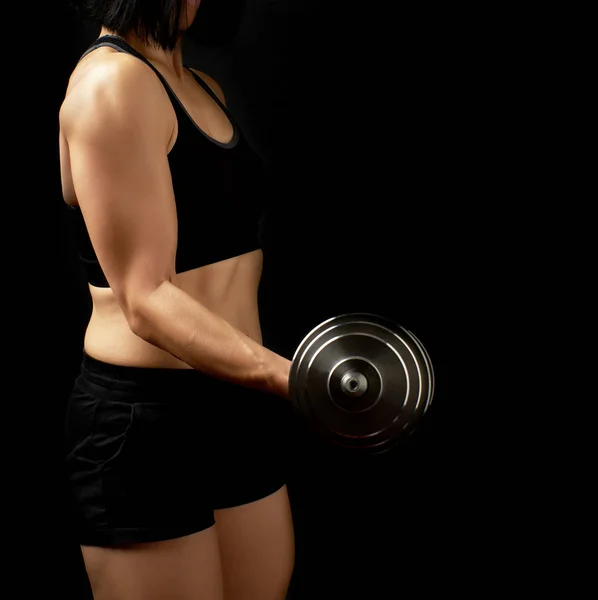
[64,351,293,471]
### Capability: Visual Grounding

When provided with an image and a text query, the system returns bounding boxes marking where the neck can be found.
[99,27,185,78]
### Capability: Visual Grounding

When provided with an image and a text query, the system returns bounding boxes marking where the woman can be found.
[60,1,295,599]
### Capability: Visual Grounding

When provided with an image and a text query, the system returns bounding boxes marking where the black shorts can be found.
[64,351,292,546]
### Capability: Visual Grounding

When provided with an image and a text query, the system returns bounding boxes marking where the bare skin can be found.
[81,487,295,600]
[60,3,295,598]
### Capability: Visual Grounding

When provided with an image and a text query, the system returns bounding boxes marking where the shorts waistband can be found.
[79,350,212,392]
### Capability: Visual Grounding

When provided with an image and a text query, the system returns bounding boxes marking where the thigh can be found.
[81,526,223,600]
[214,485,295,600]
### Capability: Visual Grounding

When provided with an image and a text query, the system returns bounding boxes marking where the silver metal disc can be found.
[289,313,434,453]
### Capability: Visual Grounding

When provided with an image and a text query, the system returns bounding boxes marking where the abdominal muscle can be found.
[83,250,264,369]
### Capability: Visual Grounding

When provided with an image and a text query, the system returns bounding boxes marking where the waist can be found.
[80,349,203,392]
[83,288,261,369]
[83,315,261,370]
[76,350,278,412]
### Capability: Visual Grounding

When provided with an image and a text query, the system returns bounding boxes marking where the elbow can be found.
[122,280,168,341]
[124,295,151,340]
[127,305,151,340]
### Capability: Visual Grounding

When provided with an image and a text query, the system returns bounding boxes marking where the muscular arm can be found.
[135,281,290,397]
[60,55,290,399]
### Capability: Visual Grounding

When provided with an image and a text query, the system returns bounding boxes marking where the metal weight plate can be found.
[289,313,435,454]
[402,327,435,415]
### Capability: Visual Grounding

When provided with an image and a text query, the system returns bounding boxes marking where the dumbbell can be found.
[288,313,435,454]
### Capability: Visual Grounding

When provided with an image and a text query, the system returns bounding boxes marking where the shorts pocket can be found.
[91,398,134,468]
[65,377,135,468]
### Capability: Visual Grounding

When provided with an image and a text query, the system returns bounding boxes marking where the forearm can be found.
[129,280,291,399]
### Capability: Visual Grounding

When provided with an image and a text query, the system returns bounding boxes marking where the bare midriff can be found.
[81,249,264,368]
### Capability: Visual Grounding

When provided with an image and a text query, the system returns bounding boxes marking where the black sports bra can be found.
[66,35,266,288]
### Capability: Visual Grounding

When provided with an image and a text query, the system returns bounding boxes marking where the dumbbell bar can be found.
[289,313,434,454]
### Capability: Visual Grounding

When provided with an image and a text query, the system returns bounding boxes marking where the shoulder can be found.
[189,68,227,105]
[60,51,172,139]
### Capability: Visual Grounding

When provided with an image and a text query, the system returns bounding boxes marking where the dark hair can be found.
[71,0,187,51]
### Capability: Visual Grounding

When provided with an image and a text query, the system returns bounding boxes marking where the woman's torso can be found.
[60,41,264,369]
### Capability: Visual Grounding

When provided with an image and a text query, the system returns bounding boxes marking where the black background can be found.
[43,1,477,598]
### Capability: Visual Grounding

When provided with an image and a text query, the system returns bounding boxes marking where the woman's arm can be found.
[60,54,291,399]
[130,280,291,398]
